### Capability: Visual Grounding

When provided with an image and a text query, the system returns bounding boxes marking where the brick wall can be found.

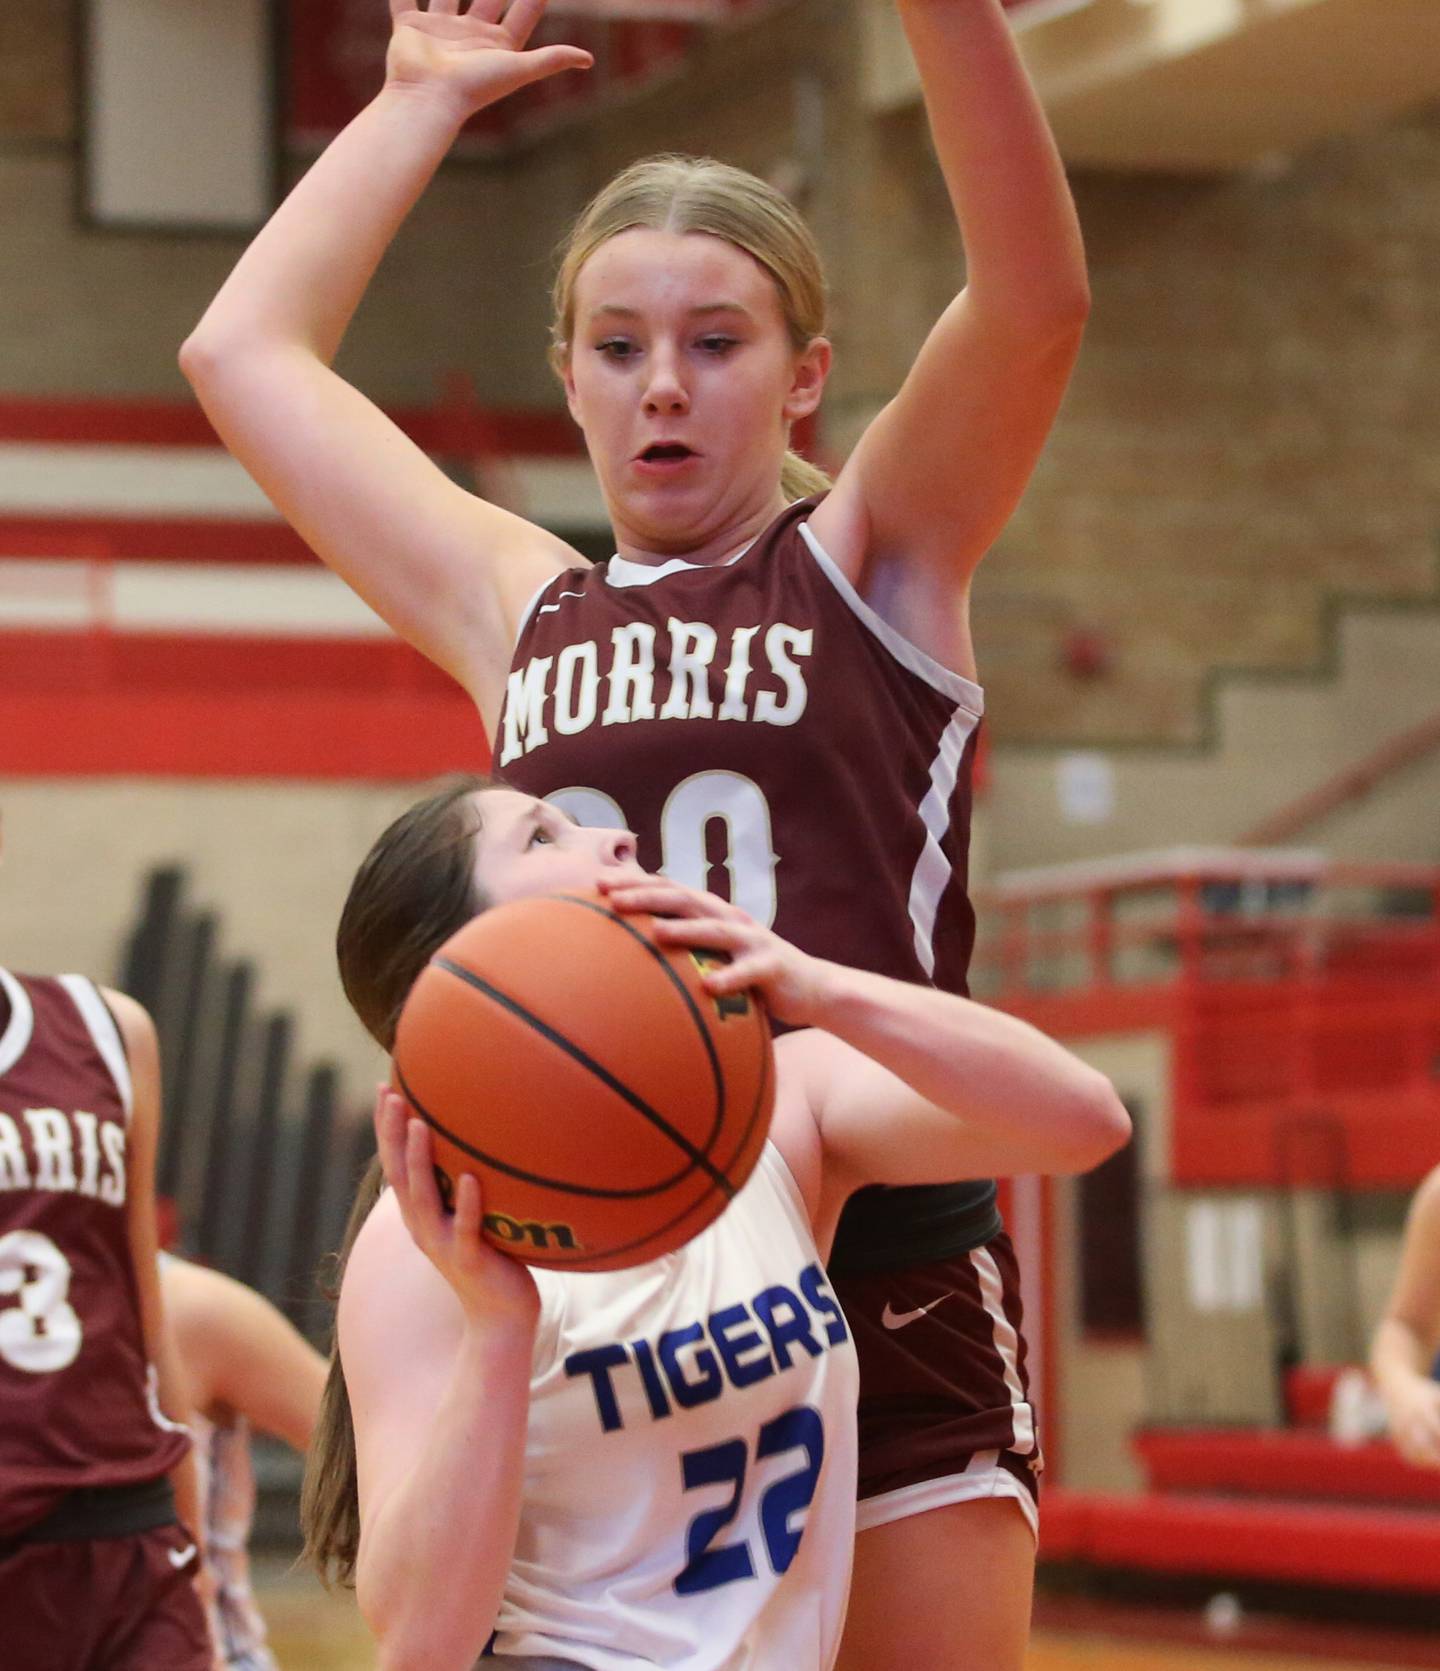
[2,2,1437,750]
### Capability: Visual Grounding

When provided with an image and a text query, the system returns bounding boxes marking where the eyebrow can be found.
[589,301,755,322]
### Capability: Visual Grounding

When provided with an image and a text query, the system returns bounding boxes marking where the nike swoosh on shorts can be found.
[880,1292,957,1330]
[167,1541,198,1570]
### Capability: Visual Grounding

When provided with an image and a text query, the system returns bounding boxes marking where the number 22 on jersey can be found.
[676,1404,824,1595]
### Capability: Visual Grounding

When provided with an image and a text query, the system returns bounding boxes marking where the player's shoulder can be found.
[95,986,155,1047]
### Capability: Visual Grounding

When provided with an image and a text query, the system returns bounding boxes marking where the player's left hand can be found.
[597,876,834,1027]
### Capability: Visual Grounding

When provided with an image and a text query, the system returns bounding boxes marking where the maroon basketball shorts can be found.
[832,1231,1042,1540]
[2,1521,211,1671]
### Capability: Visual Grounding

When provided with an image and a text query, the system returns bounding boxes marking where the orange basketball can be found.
[391,889,775,1272]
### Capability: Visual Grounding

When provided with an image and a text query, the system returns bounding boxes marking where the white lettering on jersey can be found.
[0,1229,83,1373]
[25,1108,78,1192]
[0,1112,32,1189]
[659,619,718,721]
[602,624,658,727]
[660,772,780,927]
[718,625,760,722]
[753,626,813,727]
[73,1110,102,1199]
[553,641,600,737]
[499,654,554,766]
[500,619,813,756]
[100,1121,127,1207]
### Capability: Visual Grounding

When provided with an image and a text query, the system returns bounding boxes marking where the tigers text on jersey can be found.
[499,499,999,1273]
[488,1145,860,1671]
[0,970,189,1538]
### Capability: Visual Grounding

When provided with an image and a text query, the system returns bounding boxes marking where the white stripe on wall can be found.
[0,444,608,532]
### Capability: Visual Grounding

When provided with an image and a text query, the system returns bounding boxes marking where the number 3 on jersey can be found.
[675,1404,824,1595]
[0,1229,83,1373]
[548,771,779,928]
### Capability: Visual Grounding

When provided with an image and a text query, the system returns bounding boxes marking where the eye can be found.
[596,338,637,361]
[697,334,738,355]
[529,826,555,847]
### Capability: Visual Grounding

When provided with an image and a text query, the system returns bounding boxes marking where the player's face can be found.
[563,229,828,557]
[469,789,643,905]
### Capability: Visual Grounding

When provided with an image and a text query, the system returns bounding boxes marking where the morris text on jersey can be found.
[0,1109,126,1203]
[500,618,814,766]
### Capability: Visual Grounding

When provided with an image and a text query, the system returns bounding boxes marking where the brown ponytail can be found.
[302,773,498,1583]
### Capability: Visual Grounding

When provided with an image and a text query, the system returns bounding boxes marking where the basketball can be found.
[391,889,775,1272]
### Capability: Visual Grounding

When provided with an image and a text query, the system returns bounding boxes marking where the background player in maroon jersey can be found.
[0,829,212,1670]
[182,2,1087,1662]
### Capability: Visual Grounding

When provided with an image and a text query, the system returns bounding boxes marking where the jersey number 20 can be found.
[549,772,779,928]
[675,1404,824,1595]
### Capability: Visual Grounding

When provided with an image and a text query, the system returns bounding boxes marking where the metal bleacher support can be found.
[118,864,368,1343]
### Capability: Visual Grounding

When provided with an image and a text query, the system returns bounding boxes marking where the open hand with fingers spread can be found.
[386,0,593,123]
[596,874,835,1029]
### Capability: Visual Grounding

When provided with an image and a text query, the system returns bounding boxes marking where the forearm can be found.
[1372,1316,1434,1396]
[898,0,1087,320]
[183,86,464,370]
[358,1318,533,1671]
[808,961,1127,1173]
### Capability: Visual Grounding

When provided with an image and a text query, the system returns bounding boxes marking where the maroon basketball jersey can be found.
[499,499,1001,1273]
[0,970,190,1538]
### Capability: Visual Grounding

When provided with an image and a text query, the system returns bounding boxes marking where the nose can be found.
[642,347,689,416]
[602,827,639,868]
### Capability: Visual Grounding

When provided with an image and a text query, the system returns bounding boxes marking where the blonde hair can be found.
[552,155,832,503]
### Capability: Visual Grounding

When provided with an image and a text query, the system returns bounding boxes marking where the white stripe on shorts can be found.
[969,1244,1036,1456]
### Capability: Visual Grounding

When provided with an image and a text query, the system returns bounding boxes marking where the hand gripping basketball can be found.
[391,887,775,1272]
[375,1087,540,1324]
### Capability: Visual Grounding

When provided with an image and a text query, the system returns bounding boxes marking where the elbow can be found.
[177,325,231,394]
[1006,275,1091,361]
[1057,1072,1130,1176]
[360,1570,491,1671]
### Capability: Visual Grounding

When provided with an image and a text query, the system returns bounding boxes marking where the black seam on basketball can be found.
[395,1061,692,1201]
[433,952,735,1199]
[511,1001,776,1269]
[549,894,729,1159]
[520,1173,729,1269]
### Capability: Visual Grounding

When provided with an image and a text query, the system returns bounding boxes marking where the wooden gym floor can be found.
[256,1563,1436,1670]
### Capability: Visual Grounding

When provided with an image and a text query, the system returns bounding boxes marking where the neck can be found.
[612,489,789,569]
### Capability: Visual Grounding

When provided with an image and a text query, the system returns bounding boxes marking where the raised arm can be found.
[810,0,1088,664]
[179,2,593,732]
[1371,1166,1440,1469]
[597,877,1129,1246]
[343,1099,539,1670]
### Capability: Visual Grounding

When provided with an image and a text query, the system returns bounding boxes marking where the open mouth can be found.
[638,443,697,464]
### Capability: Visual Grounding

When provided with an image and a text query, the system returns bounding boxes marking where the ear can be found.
[783,336,832,424]
[559,350,584,429]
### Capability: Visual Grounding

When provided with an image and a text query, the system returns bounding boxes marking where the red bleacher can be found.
[1041,1486,1440,1595]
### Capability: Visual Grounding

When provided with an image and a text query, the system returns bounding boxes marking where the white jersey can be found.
[488,1144,860,1671]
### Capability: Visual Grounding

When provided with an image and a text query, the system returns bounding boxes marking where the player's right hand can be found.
[386,0,594,122]
[374,1086,540,1328]
[1385,1373,1440,1469]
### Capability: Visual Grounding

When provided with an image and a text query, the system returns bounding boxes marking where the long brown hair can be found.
[551,154,833,503]
[302,773,494,1584]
